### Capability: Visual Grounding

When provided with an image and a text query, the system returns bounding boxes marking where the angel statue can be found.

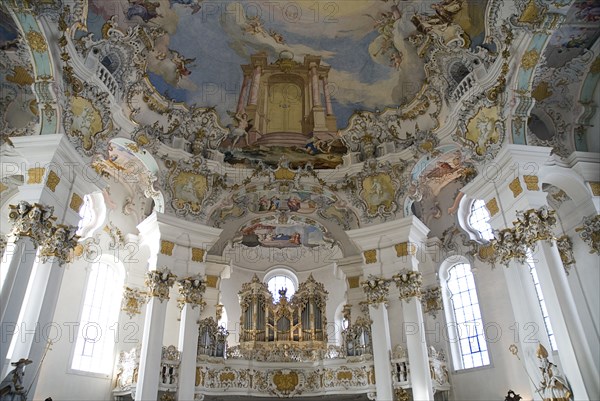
[537,344,573,401]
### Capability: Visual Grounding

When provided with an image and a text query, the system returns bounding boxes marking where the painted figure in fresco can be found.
[536,344,573,401]
[226,112,252,149]
[126,1,161,22]
[170,50,195,81]
[287,197,302,212]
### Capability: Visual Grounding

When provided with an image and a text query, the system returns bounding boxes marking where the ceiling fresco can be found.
[87,0,487,125]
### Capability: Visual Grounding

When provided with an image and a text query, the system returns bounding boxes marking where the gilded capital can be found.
[145,267,177,301]
[361,275,391,305]
[392,269,423,301]
[7,201,56,246]
[39,224,80,265]
[177,274,206,308]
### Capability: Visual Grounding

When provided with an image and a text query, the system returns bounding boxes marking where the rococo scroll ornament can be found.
[421,286,443,318]
[121,287,148,318]
[361,275,391,306]
[556,235,576,274]
[575,214,600,255]
[145,267,177,302]
[392,269,423,301]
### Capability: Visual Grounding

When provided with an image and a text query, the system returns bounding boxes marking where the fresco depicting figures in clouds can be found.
[86,0,488,168]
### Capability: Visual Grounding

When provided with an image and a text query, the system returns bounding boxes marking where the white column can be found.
[135,268,176,401]
[368,303,393,401]
[401,297,434,401]
[534,240,597,399]
[176,276,205,401]
[0,237,37,374]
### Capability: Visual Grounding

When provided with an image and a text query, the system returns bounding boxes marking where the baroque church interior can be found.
[0,0,599,400]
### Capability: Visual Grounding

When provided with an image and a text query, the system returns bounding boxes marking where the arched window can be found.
[441,259,490,370]
[467,199,494,242]
[264,268,298,301]
[71,260,124,375]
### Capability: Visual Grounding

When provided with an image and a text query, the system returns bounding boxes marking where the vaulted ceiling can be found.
[1,0,598,270]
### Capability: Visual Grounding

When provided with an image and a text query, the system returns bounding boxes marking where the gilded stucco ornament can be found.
[392,270,423,301]
[341,159,406,221]
[361,275,391,306]
[421,286,443,318]
[145,267,177,302]
[556,235,576,274]
[576,215,600,254]
[163,158,224,220]
[121,287,148,318]
[39,224,80,265]
[7,201,56,246]
[177,275,206,309]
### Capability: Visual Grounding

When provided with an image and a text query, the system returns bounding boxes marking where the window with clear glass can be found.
[468,199,495,242]
[526,251,558,351]
[71,261,124,374]
[267,275,296,300]
[446,262,490,369]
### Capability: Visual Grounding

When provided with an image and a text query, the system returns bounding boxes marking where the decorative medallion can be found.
[363,249,377,264]
[191,247,206,262]
[509,177,523,198]
[160,240,175,256]
[272,370,300,395]
[69,193,84,213]
[45,170,60,192]
[523,175,539,191]
[395,242,415,257]
[486,198,499,217]
[27,167,45,184]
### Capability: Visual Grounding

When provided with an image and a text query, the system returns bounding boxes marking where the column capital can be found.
[491,206,558,266]
[145,267,177,302]
[177,274,206,309]
[361,275,391,306]
[392,269,423,301]
[39,223,80,266]
[7,201,56,246]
